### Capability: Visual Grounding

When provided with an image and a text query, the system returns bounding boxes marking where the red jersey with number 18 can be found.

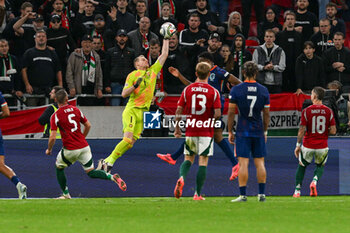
[300,104,336,149]
[177,82,221,137]
[50,104,89,150]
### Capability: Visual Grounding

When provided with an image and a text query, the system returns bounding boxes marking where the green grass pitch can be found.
[1,196,350,233]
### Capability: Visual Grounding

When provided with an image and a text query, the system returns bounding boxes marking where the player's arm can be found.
[46,130,57,155]
[227,103,236,145]
[227,74,242,86]
[174,106,183,138]
[263,107,270,137]
[121,74,141,98]
[0,104,10,119]
[82,120,91,137]
[329,125,336,135]
[214,108,221,119]
[294,125,306,158]
[168,66,192,86]
[157,38,169,66]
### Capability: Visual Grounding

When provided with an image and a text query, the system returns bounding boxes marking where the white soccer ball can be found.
[159,22,176,38]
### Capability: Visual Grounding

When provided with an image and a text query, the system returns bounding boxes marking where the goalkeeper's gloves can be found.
[133,77,143,89]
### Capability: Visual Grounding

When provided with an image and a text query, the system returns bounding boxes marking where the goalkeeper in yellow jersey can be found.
[97,35,172,173]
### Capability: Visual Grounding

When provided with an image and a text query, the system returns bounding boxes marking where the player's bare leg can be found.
[254,157,266,201]
[213,128,239,180]
[231,157,249,202]
[0,156,27,199]
[174,155,194,199]
[193,155,209,201]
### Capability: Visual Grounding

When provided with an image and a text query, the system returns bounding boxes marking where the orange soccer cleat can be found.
[310,181,317,197]
[193,194,205,201]
[157,153,176,165]
[293,192,300,198]
[113,173,127,191]
[174,177,184,199]
[230,164,240,181]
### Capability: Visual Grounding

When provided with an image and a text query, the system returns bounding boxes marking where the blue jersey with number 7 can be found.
[229,81,270,137]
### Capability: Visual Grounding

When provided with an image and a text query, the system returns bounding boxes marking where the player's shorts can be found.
[0,134,4,155]
[122,107,146,140]
[299,146,329,166]
[56,146,94,171]
[184,136,214,156]
[235,136,266,158]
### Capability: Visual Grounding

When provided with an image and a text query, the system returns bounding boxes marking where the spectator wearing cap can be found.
[12,13,47,61]
[104,29,135,106]
[151,2,178,39]
[127,16,158,56]
[22,30,62,106]
[194,0,224,34]
[66,34,103,106]
[88,14,115,51]
[108,0,137,33]
[47,14,76,89]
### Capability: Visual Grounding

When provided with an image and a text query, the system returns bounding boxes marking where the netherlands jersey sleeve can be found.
[264,89,270,108]
[217,67,229,81]
[229,86,237,103]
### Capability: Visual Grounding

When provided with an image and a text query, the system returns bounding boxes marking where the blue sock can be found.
[258,183,265,194]
[217,139,237,166]
[239,186,247,196]
[11,176,20,186]
[171,141,185,160]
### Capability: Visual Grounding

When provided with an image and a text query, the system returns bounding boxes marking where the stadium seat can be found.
[245,38,260,54]
[248,21,258,37]
[177,23,185,32]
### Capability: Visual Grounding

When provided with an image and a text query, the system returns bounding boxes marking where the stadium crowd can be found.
[0,0,350,109]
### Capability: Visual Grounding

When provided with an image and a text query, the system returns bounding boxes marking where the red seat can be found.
[177,23,185,32]
[245,39,259,54]
[248,21,258,37]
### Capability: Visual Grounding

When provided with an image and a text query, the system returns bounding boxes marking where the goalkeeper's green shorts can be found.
[122,107,146,140]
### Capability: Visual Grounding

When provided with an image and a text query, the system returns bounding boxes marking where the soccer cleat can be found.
[55,193,71,199]
[156,153,176,165]
[310,181,318,197]
[258,194,266,202]
[231,195,247,202]
[112,173,127,191]
[193,194,205,200]
[174,177,184,199]
[229,164,240,181]
[97,159,113,173]
[293,192,301,198]
[16,182,27,199]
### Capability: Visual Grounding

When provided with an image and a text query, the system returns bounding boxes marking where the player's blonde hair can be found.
[196,62,211,80]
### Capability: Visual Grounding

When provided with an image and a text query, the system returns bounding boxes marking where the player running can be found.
[0,92,27,199]
[173,62,221,200]
[97,35,173,173]
[157,52,241,180]
[45,90,126,199]
[228,61,270,202]
[293,87,336,197]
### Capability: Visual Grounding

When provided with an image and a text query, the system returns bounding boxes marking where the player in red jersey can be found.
[173,62,221,200]
[45,90,127,199]
[293,87,336,198]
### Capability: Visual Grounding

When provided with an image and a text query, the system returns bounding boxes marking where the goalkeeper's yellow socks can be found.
[104,137,133,165]
[195,166,207,195]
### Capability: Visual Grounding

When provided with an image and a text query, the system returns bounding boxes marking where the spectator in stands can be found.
[114,0,137,32]
[323,32,350,85]
[66,34,103,106]
[311,18,334,57]
[92,35,106,75]
[144,38,161,64]
[294,0,319,42]
[253,29,286,94]
[0,39,23,104]
[209,0,229,23]
[326,2,346,35]
[257,7,282,44]
[179,13,209,48]
[276,11,303,92]
[220,44,234,74]
[46,0,70,30]
[180,0,198,23]
[74,0,96,36]
[194,0,224,34]
[295,41,326,95]
[0,0,7,35]
[230,33,252,80]
[104,29,135,106]
[22,30,62,106]
[149,0,179,22]
[127,16,158,57]
[222,11,242,48]
[89,14,115,51]
[151,3,178,39]
[241,0,265,38]
[163,33,192,94]
[134,0,148,25]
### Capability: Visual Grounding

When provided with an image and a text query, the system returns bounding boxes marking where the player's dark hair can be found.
[303,41,314,49]
[21,2,33,10]
[196,62,211,80]
[52,86,64,94]
[326,2,337,9]
[149,38,160,46]
[334,31,345,39]
[55,89,68,104]
[242,61,258,78]
[198,51,214,63]
[312,86,325,101]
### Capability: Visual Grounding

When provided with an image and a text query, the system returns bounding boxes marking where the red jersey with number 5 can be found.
[300,104,335,149]
[50,104,89,150]
[178,82,221,137]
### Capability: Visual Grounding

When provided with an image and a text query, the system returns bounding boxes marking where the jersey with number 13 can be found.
[50,105,89,150]
[300,104,335,149]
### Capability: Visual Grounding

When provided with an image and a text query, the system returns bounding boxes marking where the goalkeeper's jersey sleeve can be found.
[124,60,163,110]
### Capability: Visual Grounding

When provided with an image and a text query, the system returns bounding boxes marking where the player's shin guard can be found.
[313,165,324,185]
[295,164,307,190]
[217,139,238,166]
[56,167,69,194]
[195,166,207,195]
[88,169,112,180]
[179,160,192,180]
[105,137,133,165]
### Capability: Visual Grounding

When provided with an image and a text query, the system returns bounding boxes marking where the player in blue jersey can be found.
[157,52,242,180]
[0,92,27,199]
[228,61,270,202]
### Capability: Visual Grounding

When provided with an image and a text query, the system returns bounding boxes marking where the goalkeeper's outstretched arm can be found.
[157,39,169,66]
